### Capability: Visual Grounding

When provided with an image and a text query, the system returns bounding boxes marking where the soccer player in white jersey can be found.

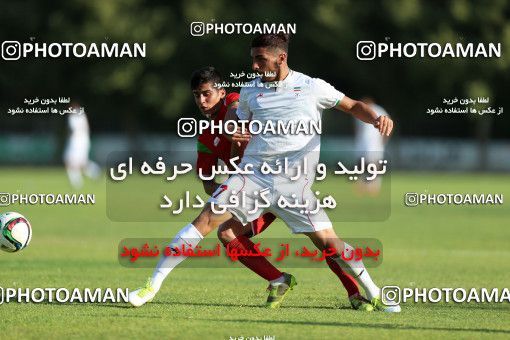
[129,34,400,312]
[63,101,100,189]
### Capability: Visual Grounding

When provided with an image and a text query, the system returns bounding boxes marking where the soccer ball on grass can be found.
[0,212,32,253]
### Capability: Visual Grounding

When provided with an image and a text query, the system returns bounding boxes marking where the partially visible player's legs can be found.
[304,228,400,312]
[65,164,83,189]
[217,220,283,282]
[356,152,384,196]
[64,143,88,189]
[246,212,362,302]
[217,219,296,308]
[325,256,360,297]
[325,255,373,310]
[84,160,101,180]
[129,204,232,307]
[272,173,372,310]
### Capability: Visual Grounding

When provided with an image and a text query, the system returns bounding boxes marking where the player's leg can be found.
[217,219,283,282]
[129,173,260,307]
[251,211,362,303]
[325,256,363,300]
[272,176,372,310]
[150,203,232,288]
[217,216,296,308]
[64,139,88,189]
[304,228,400,312]
[65,164,83,189]
[84,160,101,179]
[359,151,384,196]
[64,148,84,189]
[128,203,232,307]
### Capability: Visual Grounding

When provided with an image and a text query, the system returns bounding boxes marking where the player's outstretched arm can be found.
[335,96,394,136]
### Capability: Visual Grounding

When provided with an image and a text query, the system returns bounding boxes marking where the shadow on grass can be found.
[34,299,509,314]
[34,301,132,310]
[195,318,510,335]
[149,300,348,310]
[412,303,510,312]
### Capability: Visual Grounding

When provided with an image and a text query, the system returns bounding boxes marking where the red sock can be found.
[226,235,282,281]
[326,256,360,297]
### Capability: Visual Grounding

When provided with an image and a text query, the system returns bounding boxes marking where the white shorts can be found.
[208,171,333,234]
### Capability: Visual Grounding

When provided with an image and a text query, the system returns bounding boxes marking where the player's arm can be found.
[230,139,242,159]
[228,89,252,145]
[226,102,248,160]
[225,107,251,146]
[335,96,393,136]
[227,112,248,166]
[223,101,239,143]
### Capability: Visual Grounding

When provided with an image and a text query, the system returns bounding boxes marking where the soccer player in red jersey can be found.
[129,66,371,311]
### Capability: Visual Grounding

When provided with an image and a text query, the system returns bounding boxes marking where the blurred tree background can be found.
[0,0,509,145]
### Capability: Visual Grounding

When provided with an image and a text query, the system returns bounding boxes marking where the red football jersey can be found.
[196,92,239,176]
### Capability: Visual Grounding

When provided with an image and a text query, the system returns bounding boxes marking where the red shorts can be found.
[245,212,277,238]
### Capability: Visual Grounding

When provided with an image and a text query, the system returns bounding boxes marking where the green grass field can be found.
[0,168,509,339]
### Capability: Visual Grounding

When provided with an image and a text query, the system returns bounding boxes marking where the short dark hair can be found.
[190,66,223,90]
[251,33,290,52]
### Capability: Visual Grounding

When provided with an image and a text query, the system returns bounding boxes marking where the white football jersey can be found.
[236,70,344,166]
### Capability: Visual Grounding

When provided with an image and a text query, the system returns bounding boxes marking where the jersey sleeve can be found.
[235,88,251,120]
[196,140,218,177]
[313,78,345,110]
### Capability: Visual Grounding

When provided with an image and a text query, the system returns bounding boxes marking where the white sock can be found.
[150,223,203,292]
[334,242,381,300]
[269,275,285,285]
